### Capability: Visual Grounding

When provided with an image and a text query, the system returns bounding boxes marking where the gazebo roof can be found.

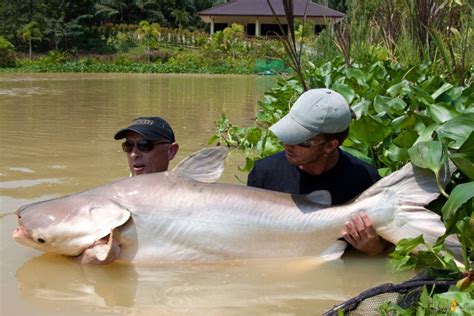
[198,0,344,18]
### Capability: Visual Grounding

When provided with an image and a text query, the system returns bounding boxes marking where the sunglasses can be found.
[296,139,326,148]
[122,139,170,153]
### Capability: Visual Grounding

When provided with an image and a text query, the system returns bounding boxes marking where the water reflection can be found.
[16,255,138,310]
[15,254,406,315]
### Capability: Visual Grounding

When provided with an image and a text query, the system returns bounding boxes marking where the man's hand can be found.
[342,211,388,256]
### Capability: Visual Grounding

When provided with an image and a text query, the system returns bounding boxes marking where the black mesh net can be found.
[323,278,456,315]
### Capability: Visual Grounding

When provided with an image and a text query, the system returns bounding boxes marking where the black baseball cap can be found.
[114,116,175,142]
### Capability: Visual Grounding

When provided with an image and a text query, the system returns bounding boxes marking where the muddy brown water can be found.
[0,73,411,315]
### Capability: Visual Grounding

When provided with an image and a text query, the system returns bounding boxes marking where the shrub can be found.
[0,36,16,67]
[38,50,69,65]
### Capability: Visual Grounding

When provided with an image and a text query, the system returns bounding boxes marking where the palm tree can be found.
[18,21,43,60]
[135,20,160,62]
[171,8,191,28]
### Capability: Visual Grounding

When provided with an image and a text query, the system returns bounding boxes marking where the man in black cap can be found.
[114,116,179,176]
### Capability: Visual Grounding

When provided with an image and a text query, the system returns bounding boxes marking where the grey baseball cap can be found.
[270,88,351,144]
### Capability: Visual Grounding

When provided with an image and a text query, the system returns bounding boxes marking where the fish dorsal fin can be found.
[303,190,332,205]
[171,147,228,183]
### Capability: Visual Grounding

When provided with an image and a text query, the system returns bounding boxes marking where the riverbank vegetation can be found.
[0,0,286,74]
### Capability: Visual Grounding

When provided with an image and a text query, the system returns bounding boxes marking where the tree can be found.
[135,20,160,62]
[18,21,43,59]
[0,35,16,67]
[171,8,191,28]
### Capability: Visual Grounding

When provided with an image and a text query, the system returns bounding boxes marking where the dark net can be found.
[322,278,456,315]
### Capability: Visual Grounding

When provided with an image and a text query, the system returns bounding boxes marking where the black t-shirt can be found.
[247,149,380,205]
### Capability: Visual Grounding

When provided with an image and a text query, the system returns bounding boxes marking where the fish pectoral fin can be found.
[319,240,348,261]
[171,147,228,183]
[77,229,121,265]
[90,201,130,238]
[94,229,120,262]
[303,190,332,205]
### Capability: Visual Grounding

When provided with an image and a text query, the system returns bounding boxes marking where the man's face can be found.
[283,135,331,166]
[123,131,178,176]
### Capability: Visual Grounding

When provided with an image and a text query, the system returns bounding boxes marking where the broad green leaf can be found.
[441,181,474,223]
[393,130,418,148]
[410,85,435,106]
[437,113,474,149]
[385,143,409,163]
[246,128,262,144]
[428,103,458,123]
[414,111,436,126]
[458,132,474,160]
[392,114,416,131]
[431,82,453,100]
[351,115,389,146]
[450,153,474,180]
[345,68,367,86]
[433,291,473,313]
[387,98,407,115]
[332,82,356,104]
[387,80,410,97]
[414,123,440,145]
[351,99,371,117]
[373,95,392,114]
[341,146,373,165]
[408,141,447,173]
[207,134,219,145]
[237,157,254,172]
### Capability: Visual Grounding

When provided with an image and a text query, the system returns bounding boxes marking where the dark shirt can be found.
[247,149,380,205]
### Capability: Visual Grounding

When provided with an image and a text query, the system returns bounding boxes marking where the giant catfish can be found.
[13,147,458,265]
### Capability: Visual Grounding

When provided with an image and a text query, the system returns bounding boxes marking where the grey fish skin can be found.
[12,147,456,265]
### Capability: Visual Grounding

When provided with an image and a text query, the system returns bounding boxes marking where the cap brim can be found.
[114,127,148,140]
[269,114,318,145]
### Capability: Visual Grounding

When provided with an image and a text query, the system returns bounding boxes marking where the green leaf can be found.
[346,68,367,85]
[207,134,219,145]
[387,98,407,115]
[351,115,389,146]
[385,143,409,162]
[238,157,255,172]
[459,132,474,160]
[437,113,474,149]
[408,141,447,173]
[387,80,410,97]
[373,95,392,114]
[409,85,435,106]
[332,82,356,104]
[450,153,474,180]
[431,82,453,100]
[414,123,440,145]
[428,103,458,123]
[441,181,474,224]
[351,99,371,117]
[393,130,419,148]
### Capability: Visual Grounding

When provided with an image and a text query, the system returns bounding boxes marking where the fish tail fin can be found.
[362,161,460,253]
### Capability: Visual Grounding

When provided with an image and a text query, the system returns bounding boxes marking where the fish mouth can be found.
[13,226,32,241]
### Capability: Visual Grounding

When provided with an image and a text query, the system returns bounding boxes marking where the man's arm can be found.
[342,211,389,256]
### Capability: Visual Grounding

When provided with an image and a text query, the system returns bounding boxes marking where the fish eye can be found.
[37,237,45,244]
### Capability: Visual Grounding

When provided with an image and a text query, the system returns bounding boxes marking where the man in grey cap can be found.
[247,88,388,255]
[114,116,179,176]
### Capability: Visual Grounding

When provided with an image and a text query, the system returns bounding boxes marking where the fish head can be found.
[12,195,130,258]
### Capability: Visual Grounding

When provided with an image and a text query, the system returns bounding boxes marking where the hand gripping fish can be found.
[13,147,459,265]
